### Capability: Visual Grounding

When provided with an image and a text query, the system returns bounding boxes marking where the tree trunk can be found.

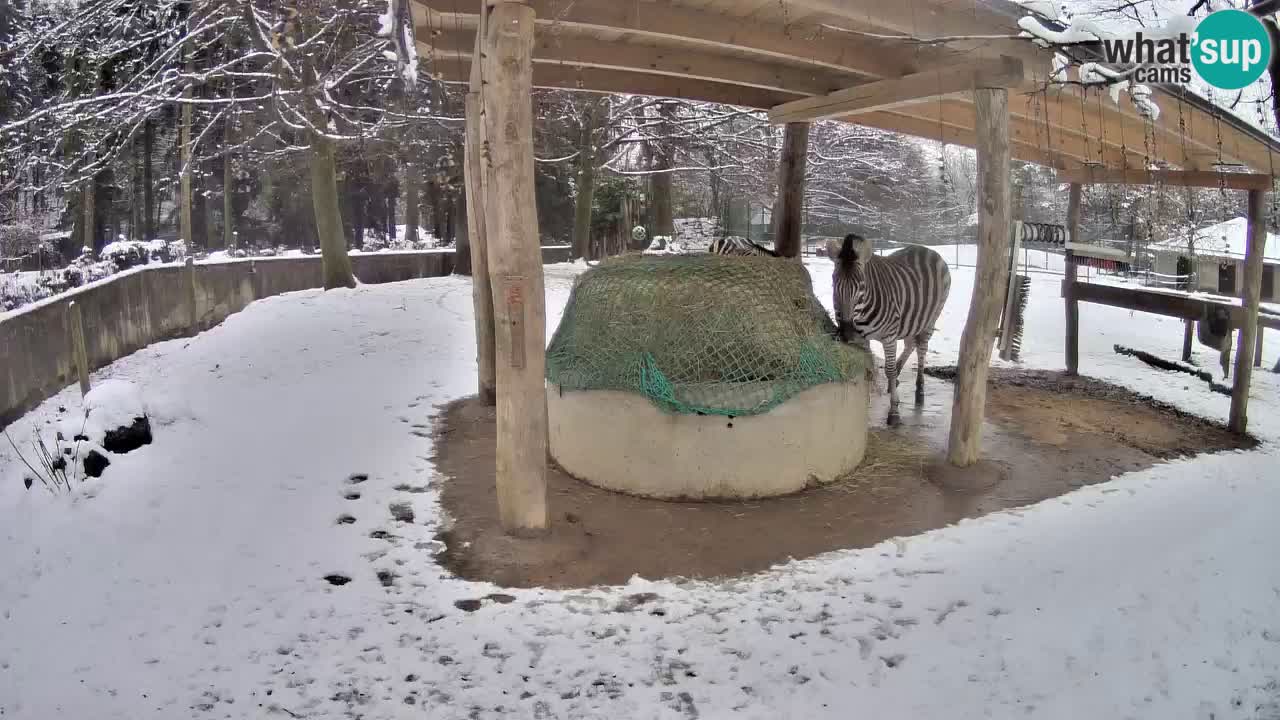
[772,121,809,258]
[223,117,235,249]
[946,88,1011,468]
[301,53,354,288]
[309,129,356,288]
[179,65,194,248]
[571,98,603,260]
[203,167,218,250]
[143,118,154,242]
[481,2,546,534]
[423,180,440,240]
[132,133,143,241]
[404,164,419,246]
[82,177,95,253]
[387,191,397,240]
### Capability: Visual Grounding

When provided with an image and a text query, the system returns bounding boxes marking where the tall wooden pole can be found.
[482,1,547,534]
[1064,183,1081,374]
[947,88,1011,467]
[464,91,496,406]
[1228,189,1267,434]
[772,122,809,258]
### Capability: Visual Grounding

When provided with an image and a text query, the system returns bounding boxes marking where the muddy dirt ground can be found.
[432,368,1253,589]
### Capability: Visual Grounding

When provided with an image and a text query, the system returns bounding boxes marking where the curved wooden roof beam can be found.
[431,59,804,109]
[417,0,932,80]
[420,28,854,97]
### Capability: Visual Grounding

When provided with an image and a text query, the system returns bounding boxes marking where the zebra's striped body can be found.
[827,233,951,424]
[707,236,779,257]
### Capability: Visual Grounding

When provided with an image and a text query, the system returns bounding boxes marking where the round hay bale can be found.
[545,254,872,499]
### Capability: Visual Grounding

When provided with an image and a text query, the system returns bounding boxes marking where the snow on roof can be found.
[1152,217,1280,263]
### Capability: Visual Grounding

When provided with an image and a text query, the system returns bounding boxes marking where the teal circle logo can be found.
[1192,9,1272,90]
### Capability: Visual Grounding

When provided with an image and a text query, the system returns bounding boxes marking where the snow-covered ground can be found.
[1,251,1279,719]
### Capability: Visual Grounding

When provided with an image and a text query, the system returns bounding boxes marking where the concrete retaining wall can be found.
[1,246,572,429]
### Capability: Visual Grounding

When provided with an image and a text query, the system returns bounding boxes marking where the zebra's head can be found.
[825,233,872,343]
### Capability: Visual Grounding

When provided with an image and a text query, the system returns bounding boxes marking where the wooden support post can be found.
[464,92,496,406]
[1182,320,1195,363]
[1256,328,1264,367]
[185,257,198,332]
[1064,183,1081,375]
[772,122,809,258]
[947,87,1011,468]
[482,1,548,534]
[1228,189,1267,434]
[67,301,91,397]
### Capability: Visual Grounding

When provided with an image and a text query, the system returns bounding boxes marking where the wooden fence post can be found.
[482,1,547,534]
[1064,183,1081,375]
[67,301,91,397]
[947,87,1010,467]
[1228,189,1267,434]
[1256,328,1264,367]
[772,122,809,258]
[1182,320,1194,362]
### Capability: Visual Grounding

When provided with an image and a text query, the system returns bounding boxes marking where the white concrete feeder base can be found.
[547,380,869,500]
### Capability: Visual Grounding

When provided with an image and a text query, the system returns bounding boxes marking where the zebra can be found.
[826,233,951,425]
[707,236,779,257]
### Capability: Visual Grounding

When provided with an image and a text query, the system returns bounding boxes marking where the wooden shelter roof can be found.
[411,0,1280,177]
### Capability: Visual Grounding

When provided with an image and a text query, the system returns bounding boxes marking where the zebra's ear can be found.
[825,239,841,260]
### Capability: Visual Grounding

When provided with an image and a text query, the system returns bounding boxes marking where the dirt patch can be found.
[433,368,1253,589]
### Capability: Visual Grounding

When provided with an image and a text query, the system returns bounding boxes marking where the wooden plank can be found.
[434,59,800,110]
[464,92,496,406]
[423,28,848,97]
[1229,189,1267,434]
[1056,167,1274,191]
[481,1,548,534]
[1064,184,1081,375]
[67,301,91,397]
[947,87,1011,468]
[769,57,1026,124]
[1064,281,1280,334]
[772,122,809,258]
[420,0,919,80]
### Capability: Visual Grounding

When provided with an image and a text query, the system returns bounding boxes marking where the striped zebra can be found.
[826,233,951,425]
[707,236,779,257]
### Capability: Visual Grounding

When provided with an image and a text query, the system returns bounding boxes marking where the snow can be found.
[1,254,1279,718]
[79,380,147,443]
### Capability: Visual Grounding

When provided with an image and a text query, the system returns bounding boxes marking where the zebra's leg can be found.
[913,334,931,404]
[882,339,901,425]
[895,338,917,405]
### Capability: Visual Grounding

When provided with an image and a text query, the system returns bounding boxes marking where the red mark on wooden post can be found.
[505,276,526,369]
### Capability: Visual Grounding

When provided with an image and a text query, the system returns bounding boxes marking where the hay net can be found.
[546,254,870,417]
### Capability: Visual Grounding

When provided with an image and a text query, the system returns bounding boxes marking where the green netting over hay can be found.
[546,254,870,417]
